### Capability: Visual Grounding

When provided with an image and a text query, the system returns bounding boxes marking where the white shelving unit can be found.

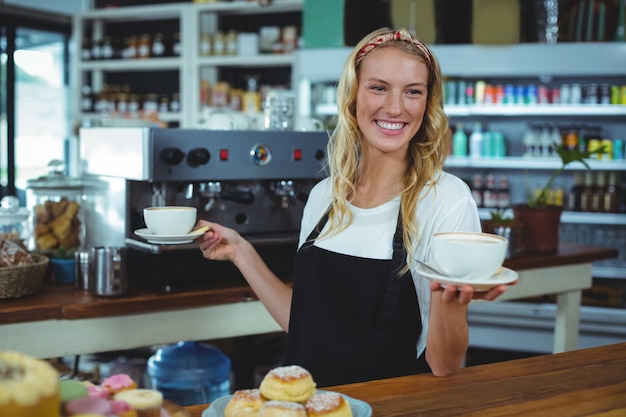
[71,0,303,128]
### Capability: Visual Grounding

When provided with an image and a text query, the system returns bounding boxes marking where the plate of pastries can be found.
[0,349,190,417]
[203,365,372,417]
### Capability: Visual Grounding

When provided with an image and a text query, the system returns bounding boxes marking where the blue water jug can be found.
[147,341,231,406]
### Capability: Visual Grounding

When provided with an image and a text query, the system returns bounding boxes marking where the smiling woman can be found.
[195,27,511,389]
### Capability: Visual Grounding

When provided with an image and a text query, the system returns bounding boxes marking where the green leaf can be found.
[528,143,603,208]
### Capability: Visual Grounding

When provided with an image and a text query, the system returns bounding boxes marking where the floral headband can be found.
[355,28,432,65]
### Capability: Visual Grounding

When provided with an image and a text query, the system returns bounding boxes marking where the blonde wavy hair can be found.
[321,27,449,272]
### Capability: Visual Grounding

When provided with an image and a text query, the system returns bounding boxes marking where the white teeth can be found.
[376,120,404,130]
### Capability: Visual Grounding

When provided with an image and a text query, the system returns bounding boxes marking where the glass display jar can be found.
[0,196,30,245]
[26,160,85,253]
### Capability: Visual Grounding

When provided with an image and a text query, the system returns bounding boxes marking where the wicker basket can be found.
[0,253,50,299]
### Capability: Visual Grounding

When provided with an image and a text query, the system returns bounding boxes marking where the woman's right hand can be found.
[195,220,243,263]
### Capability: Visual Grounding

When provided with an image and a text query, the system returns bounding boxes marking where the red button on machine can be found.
[219,149,229,160]
[293,149,302,161]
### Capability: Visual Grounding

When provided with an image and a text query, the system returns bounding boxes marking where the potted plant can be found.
[513,144,602,253]
[482,209,525,259]
[49,246,77,285]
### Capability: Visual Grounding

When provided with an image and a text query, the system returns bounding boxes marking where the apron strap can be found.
[375,209,409,329]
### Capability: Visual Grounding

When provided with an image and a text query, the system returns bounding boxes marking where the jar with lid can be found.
[263,89,295,131]
[26,160,86,253]
[0,196,30,245]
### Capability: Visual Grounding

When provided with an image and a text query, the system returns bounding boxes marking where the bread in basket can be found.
[0,239,49,299]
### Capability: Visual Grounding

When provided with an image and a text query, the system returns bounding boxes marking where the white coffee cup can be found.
[431,231,508,280]
[294,116,325,132]
[143,206,197,235]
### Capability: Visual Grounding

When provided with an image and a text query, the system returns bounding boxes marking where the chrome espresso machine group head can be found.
[79,127,329,284]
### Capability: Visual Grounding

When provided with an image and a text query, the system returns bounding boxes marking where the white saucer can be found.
[202,391,372,417]
[416,262,518,291]
[134,228,205,244]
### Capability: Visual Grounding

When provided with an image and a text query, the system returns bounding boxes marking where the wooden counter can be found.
[0,242,617,358]
[185,342,626,417]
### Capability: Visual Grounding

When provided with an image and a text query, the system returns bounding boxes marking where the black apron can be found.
[283,209,429,387]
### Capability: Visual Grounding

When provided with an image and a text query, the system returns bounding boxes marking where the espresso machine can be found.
[79,127,328,286]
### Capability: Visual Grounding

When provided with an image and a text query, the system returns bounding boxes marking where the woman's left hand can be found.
[429,281,512,304]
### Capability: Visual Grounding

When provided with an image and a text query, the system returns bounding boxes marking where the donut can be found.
[59,379,88,403]
[259,365,316,403]
[64,397,112,415]
[0,351,60,417]
[224,388,265,417]
[110,399,139,417]
[259,400,307,417]
[305,392,352,417]
[101,373,137,395]
[113,389,162,417]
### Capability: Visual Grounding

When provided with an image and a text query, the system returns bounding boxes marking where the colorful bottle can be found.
[469,122,483,159]
[452,123,468,157]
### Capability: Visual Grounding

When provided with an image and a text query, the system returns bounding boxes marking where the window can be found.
[0,5,71,203]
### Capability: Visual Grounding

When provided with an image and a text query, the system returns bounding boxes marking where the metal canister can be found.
[75,250,92,291]
[92,247,128,297]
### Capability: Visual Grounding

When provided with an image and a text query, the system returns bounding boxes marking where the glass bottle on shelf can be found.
[91,38,102,60]
[81,85,93,113]
[170,93,181,113]
[101,36,114,60]
[128,94,141,118]
[580,171,595,212]
[452,123,467,157]
[497,175,511,209]
[125,36,138,59]
[213,31,226,56]
[482,173,498,209]
[152,33,166,58]
[469,122,483,159]
[591,172,606,212]
[522,124,537,158]
[137,34,151,59]
[172,32,181,56]
[603,172,620,213]
[159,95,170,114]
[567,171,583,211]
[81,38,92,61]
[226,30,238,55]
[200,33,212,56]
[471,174,484,208]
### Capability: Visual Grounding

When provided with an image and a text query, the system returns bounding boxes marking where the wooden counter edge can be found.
[183,342,626,417]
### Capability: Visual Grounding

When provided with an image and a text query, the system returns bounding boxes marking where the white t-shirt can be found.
[298,171,481,358]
